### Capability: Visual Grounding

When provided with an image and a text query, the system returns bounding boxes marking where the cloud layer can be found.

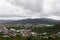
[0,0,60,20]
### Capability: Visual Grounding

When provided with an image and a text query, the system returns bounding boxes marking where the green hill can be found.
[4,18,60,25]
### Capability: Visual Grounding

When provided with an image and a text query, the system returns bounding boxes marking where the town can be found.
[0,23,60,40]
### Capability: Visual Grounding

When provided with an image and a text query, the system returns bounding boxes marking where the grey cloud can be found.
[0,0,60,20]
[7,0,60,18]
[8,0,44,12]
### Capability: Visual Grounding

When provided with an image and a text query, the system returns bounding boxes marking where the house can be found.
[41,32,48,38]
[20,29,31,37]
[31,32,38,37]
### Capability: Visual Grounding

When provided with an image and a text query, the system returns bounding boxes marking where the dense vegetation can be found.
[32,25,60,34]
[0,35,60,40]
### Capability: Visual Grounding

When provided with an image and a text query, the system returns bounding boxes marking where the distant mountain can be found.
[4,18,60,24]
[0,20,14,23]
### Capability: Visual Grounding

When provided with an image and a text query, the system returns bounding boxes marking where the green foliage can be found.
[30,24,60,34]
[0,36,60,40]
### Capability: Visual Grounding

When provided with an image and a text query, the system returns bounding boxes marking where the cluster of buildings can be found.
[0,27,60,38]
[0,23,53,27]
[0,27,38,37]
[0,24,60,39]
[39,32,60,38]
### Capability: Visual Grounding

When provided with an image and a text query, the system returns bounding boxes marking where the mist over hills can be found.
[0,20,15,23]
[1,18,60,25]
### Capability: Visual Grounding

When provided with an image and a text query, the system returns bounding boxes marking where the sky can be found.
[0,0,60,20]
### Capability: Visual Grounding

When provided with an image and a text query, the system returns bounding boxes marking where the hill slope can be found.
[0,20,14,23]
[4,18,60,24]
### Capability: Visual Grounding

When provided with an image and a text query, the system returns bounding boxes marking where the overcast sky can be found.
[0,0,60,20]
